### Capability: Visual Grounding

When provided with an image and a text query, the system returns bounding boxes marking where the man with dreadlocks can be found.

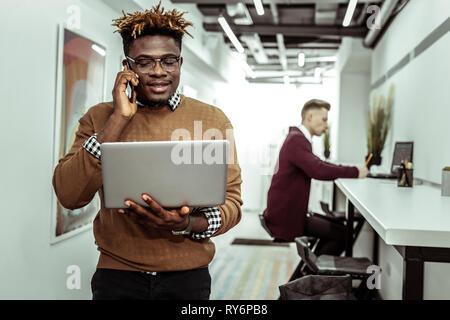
[53,2,242,300]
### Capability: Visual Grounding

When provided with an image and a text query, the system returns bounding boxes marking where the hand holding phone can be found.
[111,62,139,120]
[125,61,135,103]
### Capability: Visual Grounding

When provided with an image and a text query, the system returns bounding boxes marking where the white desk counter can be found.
[335,178,450,248]
[335,177,450,299]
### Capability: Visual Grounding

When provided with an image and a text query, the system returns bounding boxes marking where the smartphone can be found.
[125,61,134,102]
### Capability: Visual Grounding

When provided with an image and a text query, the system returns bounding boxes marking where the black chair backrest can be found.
[259,214,274,237]
[320,201,332,215]
[295,237,319,273]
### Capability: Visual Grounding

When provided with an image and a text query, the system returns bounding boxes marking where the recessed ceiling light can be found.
[298,53,305,67]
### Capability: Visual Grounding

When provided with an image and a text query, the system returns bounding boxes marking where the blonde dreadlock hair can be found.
[112,1,193,54]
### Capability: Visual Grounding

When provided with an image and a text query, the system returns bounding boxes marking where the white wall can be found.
[337,73,371,163]
[369,0,450,300]
[371,0,450,183]
[0,0,244,299]
[336,37,372,164]
[335,1,450,299]
[0,0,120,300]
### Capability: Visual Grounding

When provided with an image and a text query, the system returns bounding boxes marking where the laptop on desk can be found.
[367,141,414,179]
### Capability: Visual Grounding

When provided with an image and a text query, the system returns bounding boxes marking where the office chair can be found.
[320,201,366,244]
[259,214,275,238]
[295,236,379,300]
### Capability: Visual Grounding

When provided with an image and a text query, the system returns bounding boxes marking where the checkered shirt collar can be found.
[136,90,181,112]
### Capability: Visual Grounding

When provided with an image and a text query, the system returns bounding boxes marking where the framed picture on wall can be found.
[51,24,107,244]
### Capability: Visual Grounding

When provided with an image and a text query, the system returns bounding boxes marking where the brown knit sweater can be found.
[52,95,243,272]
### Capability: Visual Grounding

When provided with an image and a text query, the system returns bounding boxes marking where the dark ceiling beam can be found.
[248,59,335,67]
[315,3,338,26]
[257,35,342,44]
[247,78,324,85]
[356,2,370,25]
[204,23,367,38]
[261,42,341,48]
[173,0,380,4]
[263,48,338,56]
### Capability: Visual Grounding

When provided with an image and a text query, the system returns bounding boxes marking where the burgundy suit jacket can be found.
[263,127,358,241]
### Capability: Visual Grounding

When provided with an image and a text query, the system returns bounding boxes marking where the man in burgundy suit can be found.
[263,99,368,255]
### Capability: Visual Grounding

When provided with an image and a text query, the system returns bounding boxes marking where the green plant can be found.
[367,85,394,156]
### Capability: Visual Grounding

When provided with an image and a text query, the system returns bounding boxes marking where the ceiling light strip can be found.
[218,16,245,53]
[343,0,358,27]
[253,0,265,16]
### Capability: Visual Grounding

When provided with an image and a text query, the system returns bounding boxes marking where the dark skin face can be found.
[123,35,183,107]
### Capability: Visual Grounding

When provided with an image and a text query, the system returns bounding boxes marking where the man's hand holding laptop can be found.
[118,193,208,233]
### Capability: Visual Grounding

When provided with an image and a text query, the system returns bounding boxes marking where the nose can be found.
[149,61,167,77]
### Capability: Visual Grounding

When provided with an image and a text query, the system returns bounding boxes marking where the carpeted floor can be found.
[209,244,299,300]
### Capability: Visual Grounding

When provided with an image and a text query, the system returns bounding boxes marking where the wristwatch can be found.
[171,215,193,236]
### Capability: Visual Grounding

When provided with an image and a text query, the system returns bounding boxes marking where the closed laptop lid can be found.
[100,140,229,209]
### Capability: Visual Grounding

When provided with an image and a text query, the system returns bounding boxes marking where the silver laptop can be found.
[101,140,229,209]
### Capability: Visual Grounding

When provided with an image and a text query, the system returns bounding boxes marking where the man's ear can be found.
[179,56,183,67]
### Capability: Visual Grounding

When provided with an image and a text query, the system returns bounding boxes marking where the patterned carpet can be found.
[209,243,299,300]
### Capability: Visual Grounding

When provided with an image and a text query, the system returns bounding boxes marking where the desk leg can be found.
[345,199,354,257]
[402,247,424,300]
[373,232,379,265]
[332,182,337,212]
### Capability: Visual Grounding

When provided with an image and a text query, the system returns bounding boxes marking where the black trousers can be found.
[91,267,211,300]
[304,213,347,256]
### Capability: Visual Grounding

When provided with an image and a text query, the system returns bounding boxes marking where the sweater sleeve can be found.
[288,135,359,180]
[212,122,243,237]
[52,109,103,210]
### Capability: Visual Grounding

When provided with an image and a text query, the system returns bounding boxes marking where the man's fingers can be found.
[121,73,139,87]
[124,200,155,218]
[178,206,190,215]
[115,71,139,90]
[141,194,166,218]
[123,200,165,226]
[115,68,136,87]
[120,199,191,230]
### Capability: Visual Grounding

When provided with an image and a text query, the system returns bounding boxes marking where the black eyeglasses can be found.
[126,55,181,73]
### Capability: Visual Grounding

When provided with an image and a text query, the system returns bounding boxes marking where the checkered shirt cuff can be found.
[82,134,101,159]
[190,207,222,240]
